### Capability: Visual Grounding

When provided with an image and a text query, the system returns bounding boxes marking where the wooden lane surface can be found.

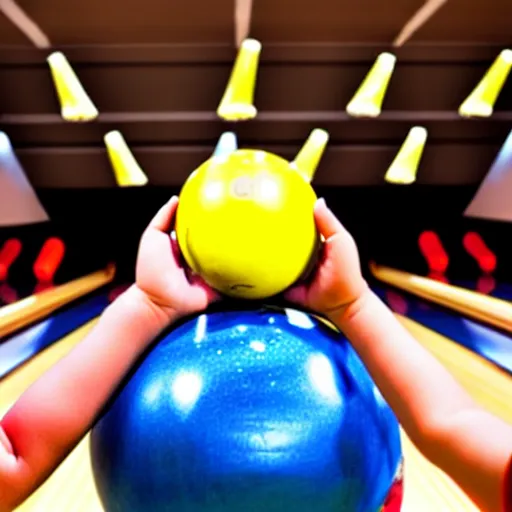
[0,320,102,512]
[1,313,511,511]
[0,265,115,341]
[395,315,512,512]
[370,264,512,333]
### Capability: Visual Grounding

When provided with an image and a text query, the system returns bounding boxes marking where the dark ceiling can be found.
[0,0,511,188]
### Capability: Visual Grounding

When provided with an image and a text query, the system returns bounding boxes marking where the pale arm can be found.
[331,289,512,512]
[0,285,174,511]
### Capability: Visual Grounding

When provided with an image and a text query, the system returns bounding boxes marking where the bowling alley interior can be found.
[1,1,512,511]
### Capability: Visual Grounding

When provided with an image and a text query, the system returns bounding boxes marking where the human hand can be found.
[284,198,369,322]
[134,196,220,322]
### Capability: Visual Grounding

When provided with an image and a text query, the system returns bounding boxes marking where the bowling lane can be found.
[0,276,36,307]
[1,311,508,511]
[378,286,512,375]
[371,264,512,335]
[0,319,103,512]
[454,276,512,302]
[396,314,512,512]
[0,292,111,379]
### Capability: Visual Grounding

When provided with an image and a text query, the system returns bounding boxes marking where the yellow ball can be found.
[175,149,319,299]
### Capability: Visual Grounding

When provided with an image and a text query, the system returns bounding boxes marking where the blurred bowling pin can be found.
[459,49,512,118]
[0,239,22,281]
[33,237,66,283]
[213,132,238,158]
[385,127,428,184]
[291,129,329,182]
[217,39,261,121]
[476,274,496,296]
[47,51,98,122]
[34,281,55,294]
[463,232,497,274]
[346,53,397,118]
[104,131,149,187]
[428,271,450,284]
[0,283,18,305]
[418,231,449,274]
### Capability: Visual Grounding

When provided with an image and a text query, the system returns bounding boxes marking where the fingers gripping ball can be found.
[175,133,328,300]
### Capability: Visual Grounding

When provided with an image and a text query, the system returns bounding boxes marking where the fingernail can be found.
[317,197,326,207]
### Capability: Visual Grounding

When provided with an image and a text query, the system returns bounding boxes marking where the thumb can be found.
[314,198,347,240]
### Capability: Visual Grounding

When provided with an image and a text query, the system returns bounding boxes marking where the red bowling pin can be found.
[0,283,18,304]
[418,231,449,274]
[428,271,450,284]
[0,239,22,281]
[34,281,55,294]
[462,232,497,274]
[33,237,66,282]
[476,274,496,295]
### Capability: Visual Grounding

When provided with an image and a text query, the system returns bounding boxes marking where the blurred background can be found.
[1,2,512,511]
[1,0,511,287]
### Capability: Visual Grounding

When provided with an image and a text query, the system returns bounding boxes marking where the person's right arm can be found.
[285,198,512,512]
[331,287,512,512]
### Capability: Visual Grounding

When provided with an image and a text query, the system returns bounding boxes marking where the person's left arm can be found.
[0,285,175,510]
[0,196,218,512]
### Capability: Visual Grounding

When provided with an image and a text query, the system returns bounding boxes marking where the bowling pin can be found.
[0,283,18,305]
[385,127,428,184]
[476,274,496,296]
[459,49,512,118]
[428,271,450,285]
[104,131,149,187]
[346,53,397,118]
[33,237,66,283]
[213,132,238,159]
[0,239,22,281]
[47,51,98,122]
[418,231,449,274]
[291,129,329,182]
[217,39,261,121]
[463,232,497,274]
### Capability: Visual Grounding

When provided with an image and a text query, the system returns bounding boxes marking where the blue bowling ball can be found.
[90,307,403,512]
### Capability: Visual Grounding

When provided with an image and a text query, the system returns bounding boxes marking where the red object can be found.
[34,281,55,294]
[382,462,404,511]
[428,271,450,284]
[418,231,449,274]
[476,274,496,295]
[33,237,66,282]
[0,283,18,304]
[0,239,22,281]
[463,232,497,274]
